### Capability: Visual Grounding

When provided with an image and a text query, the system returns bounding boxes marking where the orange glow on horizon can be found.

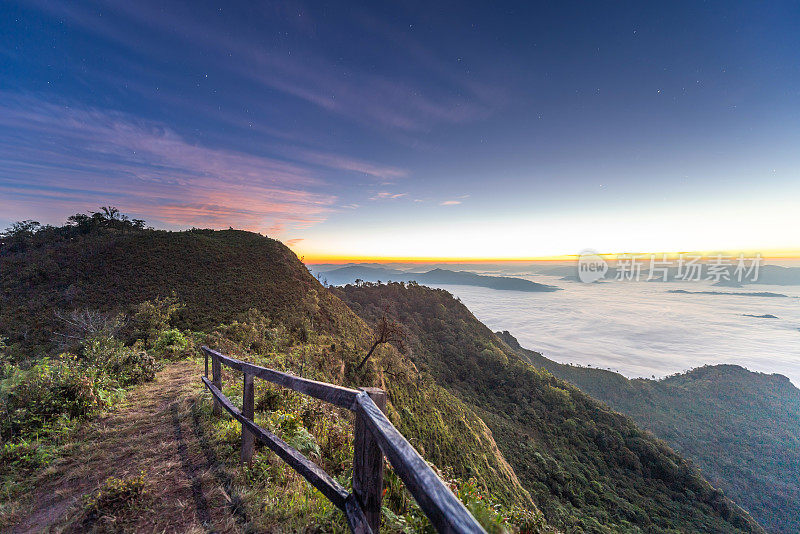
[295,249,800,264]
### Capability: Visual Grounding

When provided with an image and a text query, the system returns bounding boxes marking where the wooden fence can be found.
[201,346,486,534]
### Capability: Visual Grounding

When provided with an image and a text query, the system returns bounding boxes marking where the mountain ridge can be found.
[312,264,559,292]
[0,225,766,532]
[496,330,800,533]
[335,281,763,533]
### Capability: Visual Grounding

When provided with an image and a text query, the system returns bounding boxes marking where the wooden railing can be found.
[201,346,486,534]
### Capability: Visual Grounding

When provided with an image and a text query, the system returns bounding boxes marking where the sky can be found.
[1,1,799,260]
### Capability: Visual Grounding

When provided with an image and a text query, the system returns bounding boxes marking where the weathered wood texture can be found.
[355,392,486,534]
[344,494,374,534]
[353,388,387,533]
[241,372,255,463]
[202,377,365,518]
[202,346,359,409]
[211,350,222,416]
[199,346,486,534]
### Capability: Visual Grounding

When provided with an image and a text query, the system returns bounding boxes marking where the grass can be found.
[1,360,244,533]
[1,223,545,531]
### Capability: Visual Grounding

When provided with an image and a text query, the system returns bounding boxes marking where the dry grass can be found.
[6,360,246,533]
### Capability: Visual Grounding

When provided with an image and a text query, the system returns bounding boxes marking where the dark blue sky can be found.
[2,1,798,258]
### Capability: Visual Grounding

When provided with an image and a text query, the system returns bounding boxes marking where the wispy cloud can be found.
[0,95,336,233]
[440,200,462,206]
[28,1,499,134]
[372,192,408,200]
[275,146,407,181]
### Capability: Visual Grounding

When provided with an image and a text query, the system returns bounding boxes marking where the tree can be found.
[66,213,93,233]
[303,289,320,329]
[2,220,41,237]
[66,207,144,233]
[54,308,125,353]
[356,313,405,370]
[100,206,122,221]
[1,220,42,253]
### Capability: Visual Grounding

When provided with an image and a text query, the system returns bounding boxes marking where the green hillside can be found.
[336,282,764,533]
[0,219,765,532]
[496,331,800,534]
[1,225,364,356]
[1,220,542,532]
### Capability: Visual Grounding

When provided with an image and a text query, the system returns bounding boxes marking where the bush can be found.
[0,439,54,469]
[104,342,157,387]
[152,329,188,360]
[0,336,11,379]
[0,355,110,441]
[127,295,183,347]
[453,477,512,534]
[84,336,156,387]
[83,473,147,522]
[269,411,320,457]
[211,308,275,353]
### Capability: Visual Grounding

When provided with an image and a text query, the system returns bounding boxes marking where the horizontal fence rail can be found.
[200,346,485,534]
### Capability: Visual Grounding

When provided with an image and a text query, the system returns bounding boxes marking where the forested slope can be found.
[497,331,800,533]
[1,221,543,532]
[336,282,763,533]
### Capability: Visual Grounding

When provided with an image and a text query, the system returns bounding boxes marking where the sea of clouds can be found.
[432,277,800,386]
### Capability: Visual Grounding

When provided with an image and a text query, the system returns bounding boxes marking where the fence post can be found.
[241,372,255,464]
[212,352,222,416]
[353,387,387,533]
[204,349,209,378]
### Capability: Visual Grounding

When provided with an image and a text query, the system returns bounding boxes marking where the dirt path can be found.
[10,360,247,533]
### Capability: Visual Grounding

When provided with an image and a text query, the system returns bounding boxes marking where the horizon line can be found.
[299,249,800,264]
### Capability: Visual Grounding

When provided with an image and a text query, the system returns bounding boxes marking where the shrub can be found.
[84,336,156,387]
[454,477,512,534]
[104,343,157,387]
[508,506,550,534]
[83,473,147,522]
[127,295,183,346]
[152,328,188,359]
[214,418,242,445]
[270,411,320,457]
[0,439,53,469]
[0,355,109,441]
[54,309,124,355]
[211,308,275,353]
[0,336,10,379]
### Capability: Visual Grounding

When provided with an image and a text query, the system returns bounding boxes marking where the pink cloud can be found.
[440,200,462,206]
[275,145,407,181]
[0,96,336,234]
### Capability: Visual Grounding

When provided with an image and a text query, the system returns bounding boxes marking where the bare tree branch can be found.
[356,312,405,371]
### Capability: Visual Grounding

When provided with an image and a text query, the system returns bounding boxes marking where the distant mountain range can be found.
[311,265,560,292]
[714,265,800,286]
[313,262,800,287]
[532,264,800,286]
[667,289,790,297]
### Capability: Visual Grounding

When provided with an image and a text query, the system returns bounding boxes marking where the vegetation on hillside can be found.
[0,214,545,532]
[2,214,774,533]
[199,309,547,533]
[336,281,764,533]
[0,209,363,359]
[0,292,190,526]
[496,331,800,534]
